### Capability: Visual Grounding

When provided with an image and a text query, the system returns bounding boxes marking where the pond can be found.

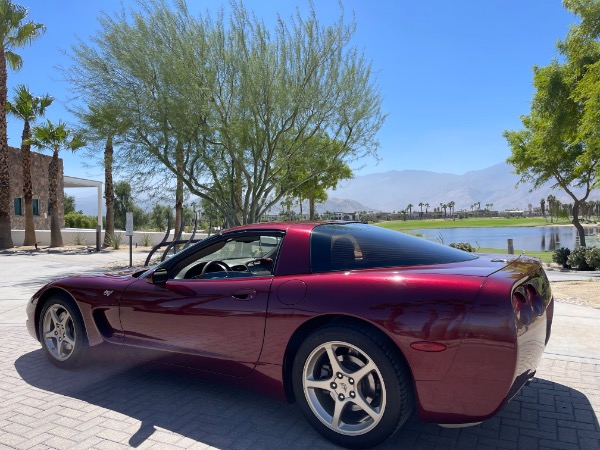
[409,226,600,252]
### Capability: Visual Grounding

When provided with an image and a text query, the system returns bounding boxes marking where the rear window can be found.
[311,223,477,273]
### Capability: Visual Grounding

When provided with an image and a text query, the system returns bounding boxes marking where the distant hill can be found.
[327,162,600,212]
[71,161,599,216]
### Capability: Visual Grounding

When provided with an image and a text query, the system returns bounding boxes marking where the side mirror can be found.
[152,267,169,285]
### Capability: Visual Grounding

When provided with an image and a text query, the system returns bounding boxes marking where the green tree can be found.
[75,101,131,247]
[6,84,52,245]
[67,0,383,227]
[113,180,135,231]
[63,193,76,214]
[28,120,85,247]
[0,0,45,249]
[505,1,600,246]
[283,136,353,220]
[150,203,171,231]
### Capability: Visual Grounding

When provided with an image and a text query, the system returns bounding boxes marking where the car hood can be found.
[39,267,148,295]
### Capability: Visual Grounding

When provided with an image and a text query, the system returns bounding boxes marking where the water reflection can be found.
[410,226,600,252]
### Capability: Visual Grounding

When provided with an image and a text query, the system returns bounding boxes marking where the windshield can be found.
[198,235,281,262]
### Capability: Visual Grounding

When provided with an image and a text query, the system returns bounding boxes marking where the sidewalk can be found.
[0,251,598,449]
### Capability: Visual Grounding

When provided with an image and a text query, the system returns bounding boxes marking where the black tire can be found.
[38,295,88,369]
[292,325,414,449]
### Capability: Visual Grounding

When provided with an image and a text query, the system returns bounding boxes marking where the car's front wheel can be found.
[38,296,88,368]
[292,325,414,449]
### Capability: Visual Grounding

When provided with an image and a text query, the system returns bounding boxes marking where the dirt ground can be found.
[550,280,600,309]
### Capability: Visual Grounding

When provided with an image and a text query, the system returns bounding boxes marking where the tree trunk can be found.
[572,201,586,247]
[21,120,36,246]
[0,47,14,249]
[309,195,315,220]
[48,150,63,247]
[174,143,184,236]
[103,136,115,247]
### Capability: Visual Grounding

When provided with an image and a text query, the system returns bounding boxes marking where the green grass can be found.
[476,247,553,263]
[377,217,570,231]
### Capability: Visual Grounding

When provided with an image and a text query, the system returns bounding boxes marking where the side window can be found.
[14,198,22,216]
[311,223,477,273]
[171,233,284,280]
[32,199,40,216]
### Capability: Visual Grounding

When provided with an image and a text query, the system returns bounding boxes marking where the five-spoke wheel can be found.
[293,326,413,448]
[38,296,87,368]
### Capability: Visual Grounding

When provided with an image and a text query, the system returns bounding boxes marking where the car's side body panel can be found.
[118,275,273,377]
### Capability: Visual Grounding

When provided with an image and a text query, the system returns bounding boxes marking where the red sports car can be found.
[26,222,553,448]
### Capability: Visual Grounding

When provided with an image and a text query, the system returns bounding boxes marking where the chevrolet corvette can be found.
[26,222,553,448]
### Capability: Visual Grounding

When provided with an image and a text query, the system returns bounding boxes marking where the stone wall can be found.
[8,146,64,230]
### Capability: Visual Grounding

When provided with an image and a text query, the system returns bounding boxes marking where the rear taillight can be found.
[512,289,532,325]
[512,278,547,326]
[527,284,544,316]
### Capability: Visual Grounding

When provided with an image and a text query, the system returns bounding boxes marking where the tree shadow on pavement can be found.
[14,350,600,449]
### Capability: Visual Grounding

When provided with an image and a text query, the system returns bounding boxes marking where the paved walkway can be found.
[0,251,598,449]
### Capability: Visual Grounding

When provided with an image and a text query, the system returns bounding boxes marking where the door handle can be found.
[231,288,257,301]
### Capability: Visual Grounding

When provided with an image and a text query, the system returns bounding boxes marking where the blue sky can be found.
[8,0,575,182]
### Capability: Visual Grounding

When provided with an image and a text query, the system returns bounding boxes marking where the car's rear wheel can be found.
[292,325,413,449]
[38,296,88,368]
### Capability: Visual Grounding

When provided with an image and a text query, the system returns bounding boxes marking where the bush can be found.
[72,234,87,246]
[64,211,98,229]
[139,234,153,247]
[106,233,122,250]
[567,246,594,271]
[552,247,571,268]
[449,242,475,252]
[585,246,600,270]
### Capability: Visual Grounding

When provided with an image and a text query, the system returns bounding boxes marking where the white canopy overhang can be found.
[64,176,103,250]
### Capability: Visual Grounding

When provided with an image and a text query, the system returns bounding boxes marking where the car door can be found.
[119,232,282,377]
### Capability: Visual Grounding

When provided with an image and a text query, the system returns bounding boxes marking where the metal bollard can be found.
[507,238,514,255]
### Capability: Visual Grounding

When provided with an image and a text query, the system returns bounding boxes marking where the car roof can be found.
[222,221,360,234]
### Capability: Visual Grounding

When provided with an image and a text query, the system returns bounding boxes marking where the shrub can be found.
[64,211,98,229]
[72,234,87,246]
[106,233,122,250]
[140,234,153,247]
[567,246,593,271]
[449,242,475,252]
[552,247,571,268]
[585,246,600,270]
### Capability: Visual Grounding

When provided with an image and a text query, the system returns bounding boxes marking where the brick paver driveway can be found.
[1,332,598,449]
[0,251,599,449]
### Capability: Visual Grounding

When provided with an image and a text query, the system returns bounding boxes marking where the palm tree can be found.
[76,102,130,247]
[547,195,556,223]
[440,203,447,218]
[28,120,85,247]
[418,202,423,218]
[0,0,45,249]
[540,198,546,220]
[447,201,455,220]
[7,84,52,245]
[406,203,413,218]
[425,203,430,216]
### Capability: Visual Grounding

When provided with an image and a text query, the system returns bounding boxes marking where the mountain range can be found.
[325,162,600,213]
[71,162,600,216]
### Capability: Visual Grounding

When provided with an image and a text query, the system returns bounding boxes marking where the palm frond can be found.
[5,49,21,70]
